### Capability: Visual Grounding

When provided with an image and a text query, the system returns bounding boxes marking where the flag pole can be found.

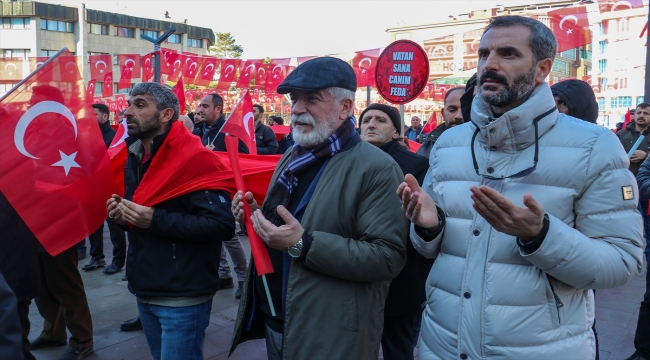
[0,47,69,103]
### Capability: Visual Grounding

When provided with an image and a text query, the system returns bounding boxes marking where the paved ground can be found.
[28,225,646,360]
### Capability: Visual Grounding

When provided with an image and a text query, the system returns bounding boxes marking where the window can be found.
[167,34,181,43]
[599,22,607,36]
[40,18,73,33]
[559,49,576,59]
[580,48,592,60]
[140,29,158,39]
[598,59,608,73]
[600,77,608,90]
[552,59,568,73]
[113,26,134,38]
[2,49,31,60]
[187,38,203,48]
[40,49,59,56]
[619,96,632,108]
[638,97,645,105]
[597,98,605,111]
[610,97,618,108]
[89,23,109,35]
[599,40,607,55]
[1,17,30,29]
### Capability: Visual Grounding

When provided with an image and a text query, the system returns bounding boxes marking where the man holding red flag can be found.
[106,82,237,359]
[229,57,408,360]
[417,86,465,158]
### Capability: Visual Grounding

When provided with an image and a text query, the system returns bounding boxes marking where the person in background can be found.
[253,104,280,155]
[404,116,423,143]
[417,87,465,158]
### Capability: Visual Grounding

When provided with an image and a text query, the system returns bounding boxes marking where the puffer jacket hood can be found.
[550,79,598,123]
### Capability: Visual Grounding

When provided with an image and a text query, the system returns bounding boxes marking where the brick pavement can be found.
[28,224,645,360]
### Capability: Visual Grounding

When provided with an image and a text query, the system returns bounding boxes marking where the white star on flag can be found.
[566,29,573,35]
[52,150,81,175]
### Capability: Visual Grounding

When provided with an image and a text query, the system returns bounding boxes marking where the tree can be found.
[208,32,244,58]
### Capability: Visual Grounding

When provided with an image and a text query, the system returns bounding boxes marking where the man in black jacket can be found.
[193,94,249,153]
[107,83,236,359]
[253,104,279,155]
[359,103,431,360]
[82,104,127,274]
[417,87,465,158]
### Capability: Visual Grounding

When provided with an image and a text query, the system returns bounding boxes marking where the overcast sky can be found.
[40,0,537,58]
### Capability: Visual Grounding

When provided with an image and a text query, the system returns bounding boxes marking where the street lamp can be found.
[140,28,176,83]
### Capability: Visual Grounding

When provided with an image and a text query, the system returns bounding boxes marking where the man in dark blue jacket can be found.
[107,83,236,359]
[359,103,431,360]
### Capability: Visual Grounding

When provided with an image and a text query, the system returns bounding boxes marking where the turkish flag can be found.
[141,53,154,82]
[422,111,438,133]
[224,136,274,275]
[117,54,140,90]
[103,72,114,97]
[167,52,185,83]
[86,79,96,98]
[352,49,380,87]
[0,50,115,256]
[221,89,256,154]
[0,58,24,81]
[598,0,644,13]
[108,118,128,195]
[237,59,262,89]
[182,53,201,85]
[160,48,180,77]
[89,54,112,80]
[269,125,290,141]
[407,139,421,152]
[172,76,186,115]
[217,58,241,90]
[265,58,291,93]
[195,56,220,87]
[255,63,269,87]
[549,6,591,52]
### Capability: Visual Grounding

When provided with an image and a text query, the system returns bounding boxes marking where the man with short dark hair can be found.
[230,57,408,360]
[359,103,430,360]
[253,104,279,155]
[81,103,128,275]
[417,87,465,158]
[399,15,643,359]
[106,82,236,359]
[193,94,249,153]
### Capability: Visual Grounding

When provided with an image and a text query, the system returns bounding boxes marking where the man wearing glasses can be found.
[398,16,643,359]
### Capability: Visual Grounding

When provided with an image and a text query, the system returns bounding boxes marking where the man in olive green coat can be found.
[229,57,408,360]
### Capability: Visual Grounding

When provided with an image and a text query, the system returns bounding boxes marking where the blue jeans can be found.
[137,299,212,360]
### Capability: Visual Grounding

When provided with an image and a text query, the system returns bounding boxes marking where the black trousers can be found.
[18,300,35,360]
[88,219,127,265]
[633,269,650,358]
[381,312,422,360]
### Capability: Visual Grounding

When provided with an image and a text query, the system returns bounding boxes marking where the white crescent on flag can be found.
[611,1,633,11]
[14,101,78,160]
[110,119,129,150]
[559,15,578,30]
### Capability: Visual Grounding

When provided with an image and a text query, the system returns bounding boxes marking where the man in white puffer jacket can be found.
[398,16,644,360]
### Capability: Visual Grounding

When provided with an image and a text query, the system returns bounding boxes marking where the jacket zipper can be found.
[548,281,564,309]
[172,243,177,260]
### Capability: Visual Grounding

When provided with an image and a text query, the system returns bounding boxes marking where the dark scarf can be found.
[262,117,357,225]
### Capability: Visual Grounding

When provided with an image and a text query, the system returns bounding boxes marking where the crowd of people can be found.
[1,14,650,360]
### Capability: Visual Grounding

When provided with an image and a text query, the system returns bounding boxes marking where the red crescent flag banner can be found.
[422,111,438,133]
[86,79,96,98]
[103,72,114,97]
[195,56,220,87]
[548,6,591,53]
[172,76,186,115]
[224,136,274,276]
[108,118,128,195]
[352,49,380,87]
[237,59,262,89]
[117,54,141,90]
[141,53,154,82]
[217,58,241,89]
[255,63,269,87]
[269,125,291,141]
[265,58,291,93]
[89,54,112,80]
[297,56,316,65]
[598,0,644,13]
[182,53,201,85]
[0,58,24,81]
[221,89,257,154]
[0,50,115,256]
[160,48,180,77]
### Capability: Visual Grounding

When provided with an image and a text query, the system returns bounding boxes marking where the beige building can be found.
[0,0,214,96]
[386,0,647,127]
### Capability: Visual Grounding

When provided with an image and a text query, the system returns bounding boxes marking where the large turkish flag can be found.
[352,49,380,87]
[549,6,591,53]
[89,54,112,80]
[0,50,115,256]
[222,89,257,154]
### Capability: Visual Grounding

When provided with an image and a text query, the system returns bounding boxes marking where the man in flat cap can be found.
[230,57,408,360]
[359,104,431,360]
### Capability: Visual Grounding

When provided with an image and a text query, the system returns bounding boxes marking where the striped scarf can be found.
[262,117,356,225]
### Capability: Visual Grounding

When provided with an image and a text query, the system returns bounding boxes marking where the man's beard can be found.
[478,67,536,109]
[126,111,162,139]
[291,113,336,148]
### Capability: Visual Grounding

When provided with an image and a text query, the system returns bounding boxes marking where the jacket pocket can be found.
[545,275,563,328]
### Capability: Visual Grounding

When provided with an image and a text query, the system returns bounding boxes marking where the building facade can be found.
[0,0,214,96]
[386,0,646,128]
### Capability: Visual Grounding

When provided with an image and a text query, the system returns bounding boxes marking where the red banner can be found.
[549,5,591,53]
[89,54,112,80]
[117,54,141,90]
[141,53,154,82]
[195,56,220,87]
[217,58,241,89]
[0,58,23,81]
[103,71,114,97]
[237,59,262,89]
[352,49,380,87]
[265,58,291,93]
